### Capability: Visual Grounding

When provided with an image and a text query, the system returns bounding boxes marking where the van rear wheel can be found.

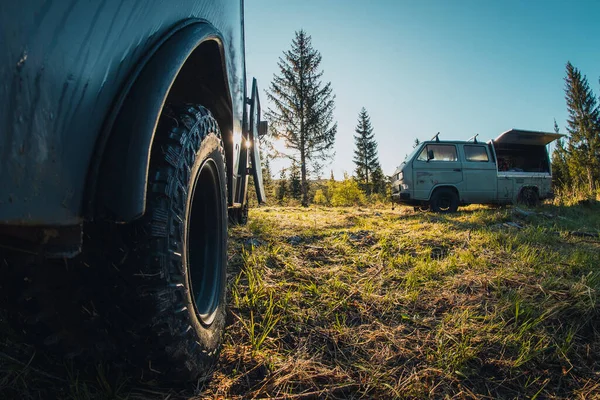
[430,188,459,213]
[517,187,540,207]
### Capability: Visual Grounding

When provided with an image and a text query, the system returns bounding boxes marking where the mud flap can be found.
[249,78,266,204]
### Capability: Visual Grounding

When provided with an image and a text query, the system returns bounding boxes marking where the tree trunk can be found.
[300,152,308,207]
[587,166,596,193]
[365,153,369,195]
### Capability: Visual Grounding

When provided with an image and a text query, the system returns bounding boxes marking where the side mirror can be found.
[427,149,435,161]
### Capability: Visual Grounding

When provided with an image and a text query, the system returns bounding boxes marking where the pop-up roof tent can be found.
[494,129,565,146]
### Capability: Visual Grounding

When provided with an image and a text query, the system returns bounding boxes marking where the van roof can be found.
[420,140,486,145]
[419,129,565,147]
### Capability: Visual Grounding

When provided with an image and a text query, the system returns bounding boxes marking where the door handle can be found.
[453,168,462,172]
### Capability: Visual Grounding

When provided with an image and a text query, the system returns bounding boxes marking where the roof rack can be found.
[431,132,440,142]
[467,133,479,143]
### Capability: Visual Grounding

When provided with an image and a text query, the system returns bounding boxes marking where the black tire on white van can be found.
[430,188,459,213]
[517,187,540,207]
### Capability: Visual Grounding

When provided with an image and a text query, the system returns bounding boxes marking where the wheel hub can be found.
[187,158,224,326]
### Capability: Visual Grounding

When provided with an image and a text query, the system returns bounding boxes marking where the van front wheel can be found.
[430,188,459,213]
[108,104,228,381]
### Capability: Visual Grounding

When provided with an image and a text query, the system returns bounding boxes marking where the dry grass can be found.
[2,203,599,399]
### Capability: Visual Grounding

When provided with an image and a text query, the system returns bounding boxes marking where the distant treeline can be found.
[249,161,390,208]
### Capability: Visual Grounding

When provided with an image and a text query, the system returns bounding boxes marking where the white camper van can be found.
[391,129,563,212]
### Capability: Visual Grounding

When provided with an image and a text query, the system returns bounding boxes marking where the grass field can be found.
[2,203,600,399]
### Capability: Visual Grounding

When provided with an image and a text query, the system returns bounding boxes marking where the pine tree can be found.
[564,62,600,192]
[326,169,336,204]
[551,119,570,190]
[289,161,302,200]
[353,108,381,195]
[262,157,274,200]
[266,30,337,207]
[277,168,287,204]
[370,165,386,195]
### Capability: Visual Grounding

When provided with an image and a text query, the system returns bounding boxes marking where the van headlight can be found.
[401,183,409,190]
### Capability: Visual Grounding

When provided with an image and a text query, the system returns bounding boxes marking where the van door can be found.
[412,144,463,200]
[460,144,497,203]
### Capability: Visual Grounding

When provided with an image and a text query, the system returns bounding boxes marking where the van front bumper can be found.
[392,191,421,205]
[392,192,411,201]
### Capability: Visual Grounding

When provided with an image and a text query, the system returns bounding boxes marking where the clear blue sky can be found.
[244,0,600,179]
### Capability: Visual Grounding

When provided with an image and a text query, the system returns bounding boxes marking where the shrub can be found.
[330,175,366,206]
[313,189,328,205]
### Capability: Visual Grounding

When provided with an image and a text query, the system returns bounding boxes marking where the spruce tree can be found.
[326,169,336,204]
[370,165,387,195]
[289,161,302,200]
[262,157,274,199]
[353,108,381,195]
[551,119,570,190]
[267,30,337,207]
[277,168,287,204]
[564,62,600,192]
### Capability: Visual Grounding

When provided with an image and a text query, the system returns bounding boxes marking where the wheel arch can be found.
[429,185,460,201]
[518,185,540,196]
[516,185,540,205]
[89,20,236,223]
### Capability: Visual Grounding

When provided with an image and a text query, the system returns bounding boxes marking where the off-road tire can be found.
[430,188,459,213]
[2,105,228,382]
[517,187,540,207]
[105,104,228,381]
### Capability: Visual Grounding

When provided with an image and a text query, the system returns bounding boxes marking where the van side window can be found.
[417,144,458,162]
[464,145,489,162]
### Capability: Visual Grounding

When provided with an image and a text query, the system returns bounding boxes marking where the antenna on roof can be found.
[467,133,479,143]
[431,132,440,142]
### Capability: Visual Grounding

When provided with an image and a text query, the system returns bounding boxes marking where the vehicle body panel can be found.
[498,172,552,203]
[497,175,514,203]
[0,0,248,226]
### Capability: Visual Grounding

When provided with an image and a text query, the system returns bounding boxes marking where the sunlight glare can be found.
[273,136,287,153]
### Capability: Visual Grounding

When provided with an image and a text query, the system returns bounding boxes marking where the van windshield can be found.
[404,145,422,164]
